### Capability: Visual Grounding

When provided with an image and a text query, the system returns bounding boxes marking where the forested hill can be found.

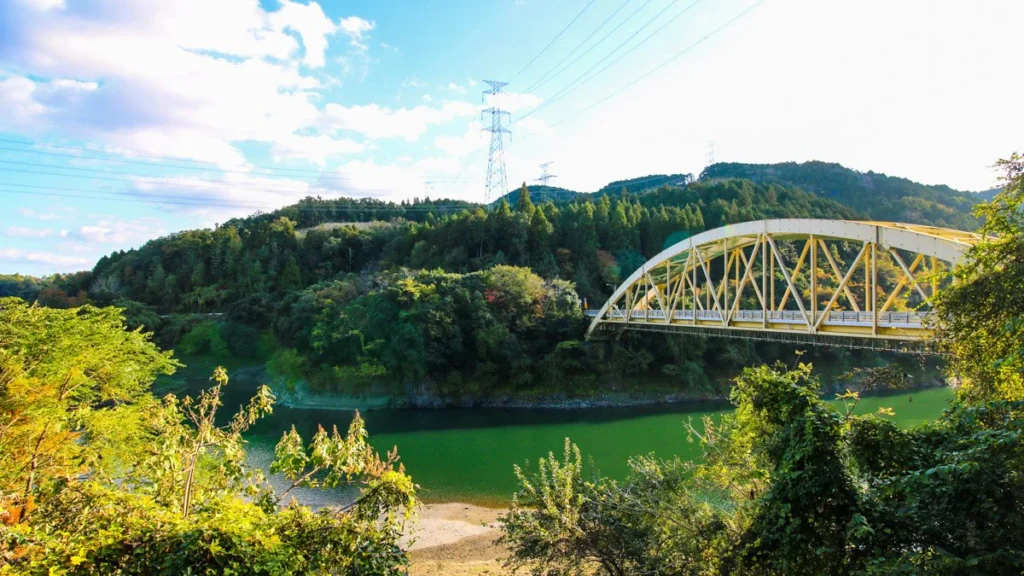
[0,170,980,401]
[78,178,856,311]
[492,184,584,207]
[702,161,983,230]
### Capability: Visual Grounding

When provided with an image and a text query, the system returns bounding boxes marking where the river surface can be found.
[160,361,954,506]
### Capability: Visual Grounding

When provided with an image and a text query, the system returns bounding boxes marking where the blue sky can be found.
[0,0,1021,275]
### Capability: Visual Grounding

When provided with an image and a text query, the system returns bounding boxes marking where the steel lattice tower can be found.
[536,162,557,185]
[482,80,511,201]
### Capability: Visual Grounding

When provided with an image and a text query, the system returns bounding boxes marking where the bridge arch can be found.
[584,219,984,346]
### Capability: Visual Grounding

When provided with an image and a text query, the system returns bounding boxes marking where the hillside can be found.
[701,161,983,230]
[493,184,584,207]
[1,164,984,403]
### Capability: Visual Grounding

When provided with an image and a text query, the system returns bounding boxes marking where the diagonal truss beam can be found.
[814,242,870,331]
[766,235,812,326]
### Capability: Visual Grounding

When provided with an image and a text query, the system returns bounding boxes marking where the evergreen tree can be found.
[516,182,535,216]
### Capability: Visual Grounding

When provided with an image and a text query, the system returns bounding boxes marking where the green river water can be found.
[161,362,954,506]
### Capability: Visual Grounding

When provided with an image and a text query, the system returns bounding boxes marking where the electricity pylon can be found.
[482,80,511,202]
[536,162,557,186]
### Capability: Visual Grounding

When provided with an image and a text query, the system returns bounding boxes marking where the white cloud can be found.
[269,0,339,68]
[401,77,426,88]
[0,247,92,270]
[271,133,365,165]
[486,91,541,113]
[71,217,167,245]
[447,82,467,95]
[380,41,399,53]
[0,0,366,170]
[323,100,478,141]
[0,76,46,126]
[16,0,66,11]
[515,117,552,138]
[338,16,375,51]
[6,226,54,238]
[435,121,488,158]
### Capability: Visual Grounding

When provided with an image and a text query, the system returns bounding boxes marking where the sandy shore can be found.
[405,503,510,576]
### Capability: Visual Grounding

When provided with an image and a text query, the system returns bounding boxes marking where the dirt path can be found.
[405,503,510,576]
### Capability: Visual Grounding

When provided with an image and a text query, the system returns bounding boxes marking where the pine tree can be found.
[516,182,535,216]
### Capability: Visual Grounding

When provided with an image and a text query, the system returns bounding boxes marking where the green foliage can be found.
[300,266,589,396]
[0,297,179,521]
[703,160,982,230]
[500,440,729,576]
[502,362,1024,575]
[0,298,416,574]
[177,320,231,357]
[935,153,1024,402]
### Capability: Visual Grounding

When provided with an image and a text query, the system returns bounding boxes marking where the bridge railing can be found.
[589,309,930,328]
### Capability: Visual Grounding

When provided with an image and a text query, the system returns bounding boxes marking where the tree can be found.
[502,360,1024,574]
[516,182,536,216]
[0,300,417,574]
[935,153,1024,402]
[0,298,179,522]
[278,254,302,292]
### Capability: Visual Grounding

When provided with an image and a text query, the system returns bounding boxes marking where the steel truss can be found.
[585,219,985,344]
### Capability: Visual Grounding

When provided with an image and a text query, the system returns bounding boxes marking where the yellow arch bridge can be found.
[584,219,983,351]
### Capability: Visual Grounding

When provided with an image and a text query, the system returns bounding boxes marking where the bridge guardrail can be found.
[587,309,930,328]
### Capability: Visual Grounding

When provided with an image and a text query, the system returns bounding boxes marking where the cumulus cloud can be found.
[0,0,364,169]
[338,16,375,51]
[69,217,167,245]
[323,100,479,141]
[0,247,92,270]
[16,0,65,11]
[486,91,542,113]
[447,82,467,95]
[271,133,366,165]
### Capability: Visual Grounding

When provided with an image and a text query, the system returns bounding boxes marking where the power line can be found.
[527,0,657,97]
[519,0,768,139]
[442,142,487,199]
[522,0,705,121]
[508,0,600,82]
[1,185,481,213]
[524,0,634,93]
[0,138,461,182]
[0,162,406,195]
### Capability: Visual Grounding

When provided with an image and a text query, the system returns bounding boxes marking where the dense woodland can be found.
[500,153,1024,575]
[0,162,985,401]
[1,156,1022,574]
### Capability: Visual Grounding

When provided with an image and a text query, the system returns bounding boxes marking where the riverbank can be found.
[279,388,730,411]
[405,503,508,576]
[162,356,946,412]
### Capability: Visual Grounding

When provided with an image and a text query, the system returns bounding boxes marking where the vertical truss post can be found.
[810,234,817,327]
[761,234,768,328]
[871,242,878,336]
[864,246,871,314]
[692,249,698,323]
[723,238,729,326]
